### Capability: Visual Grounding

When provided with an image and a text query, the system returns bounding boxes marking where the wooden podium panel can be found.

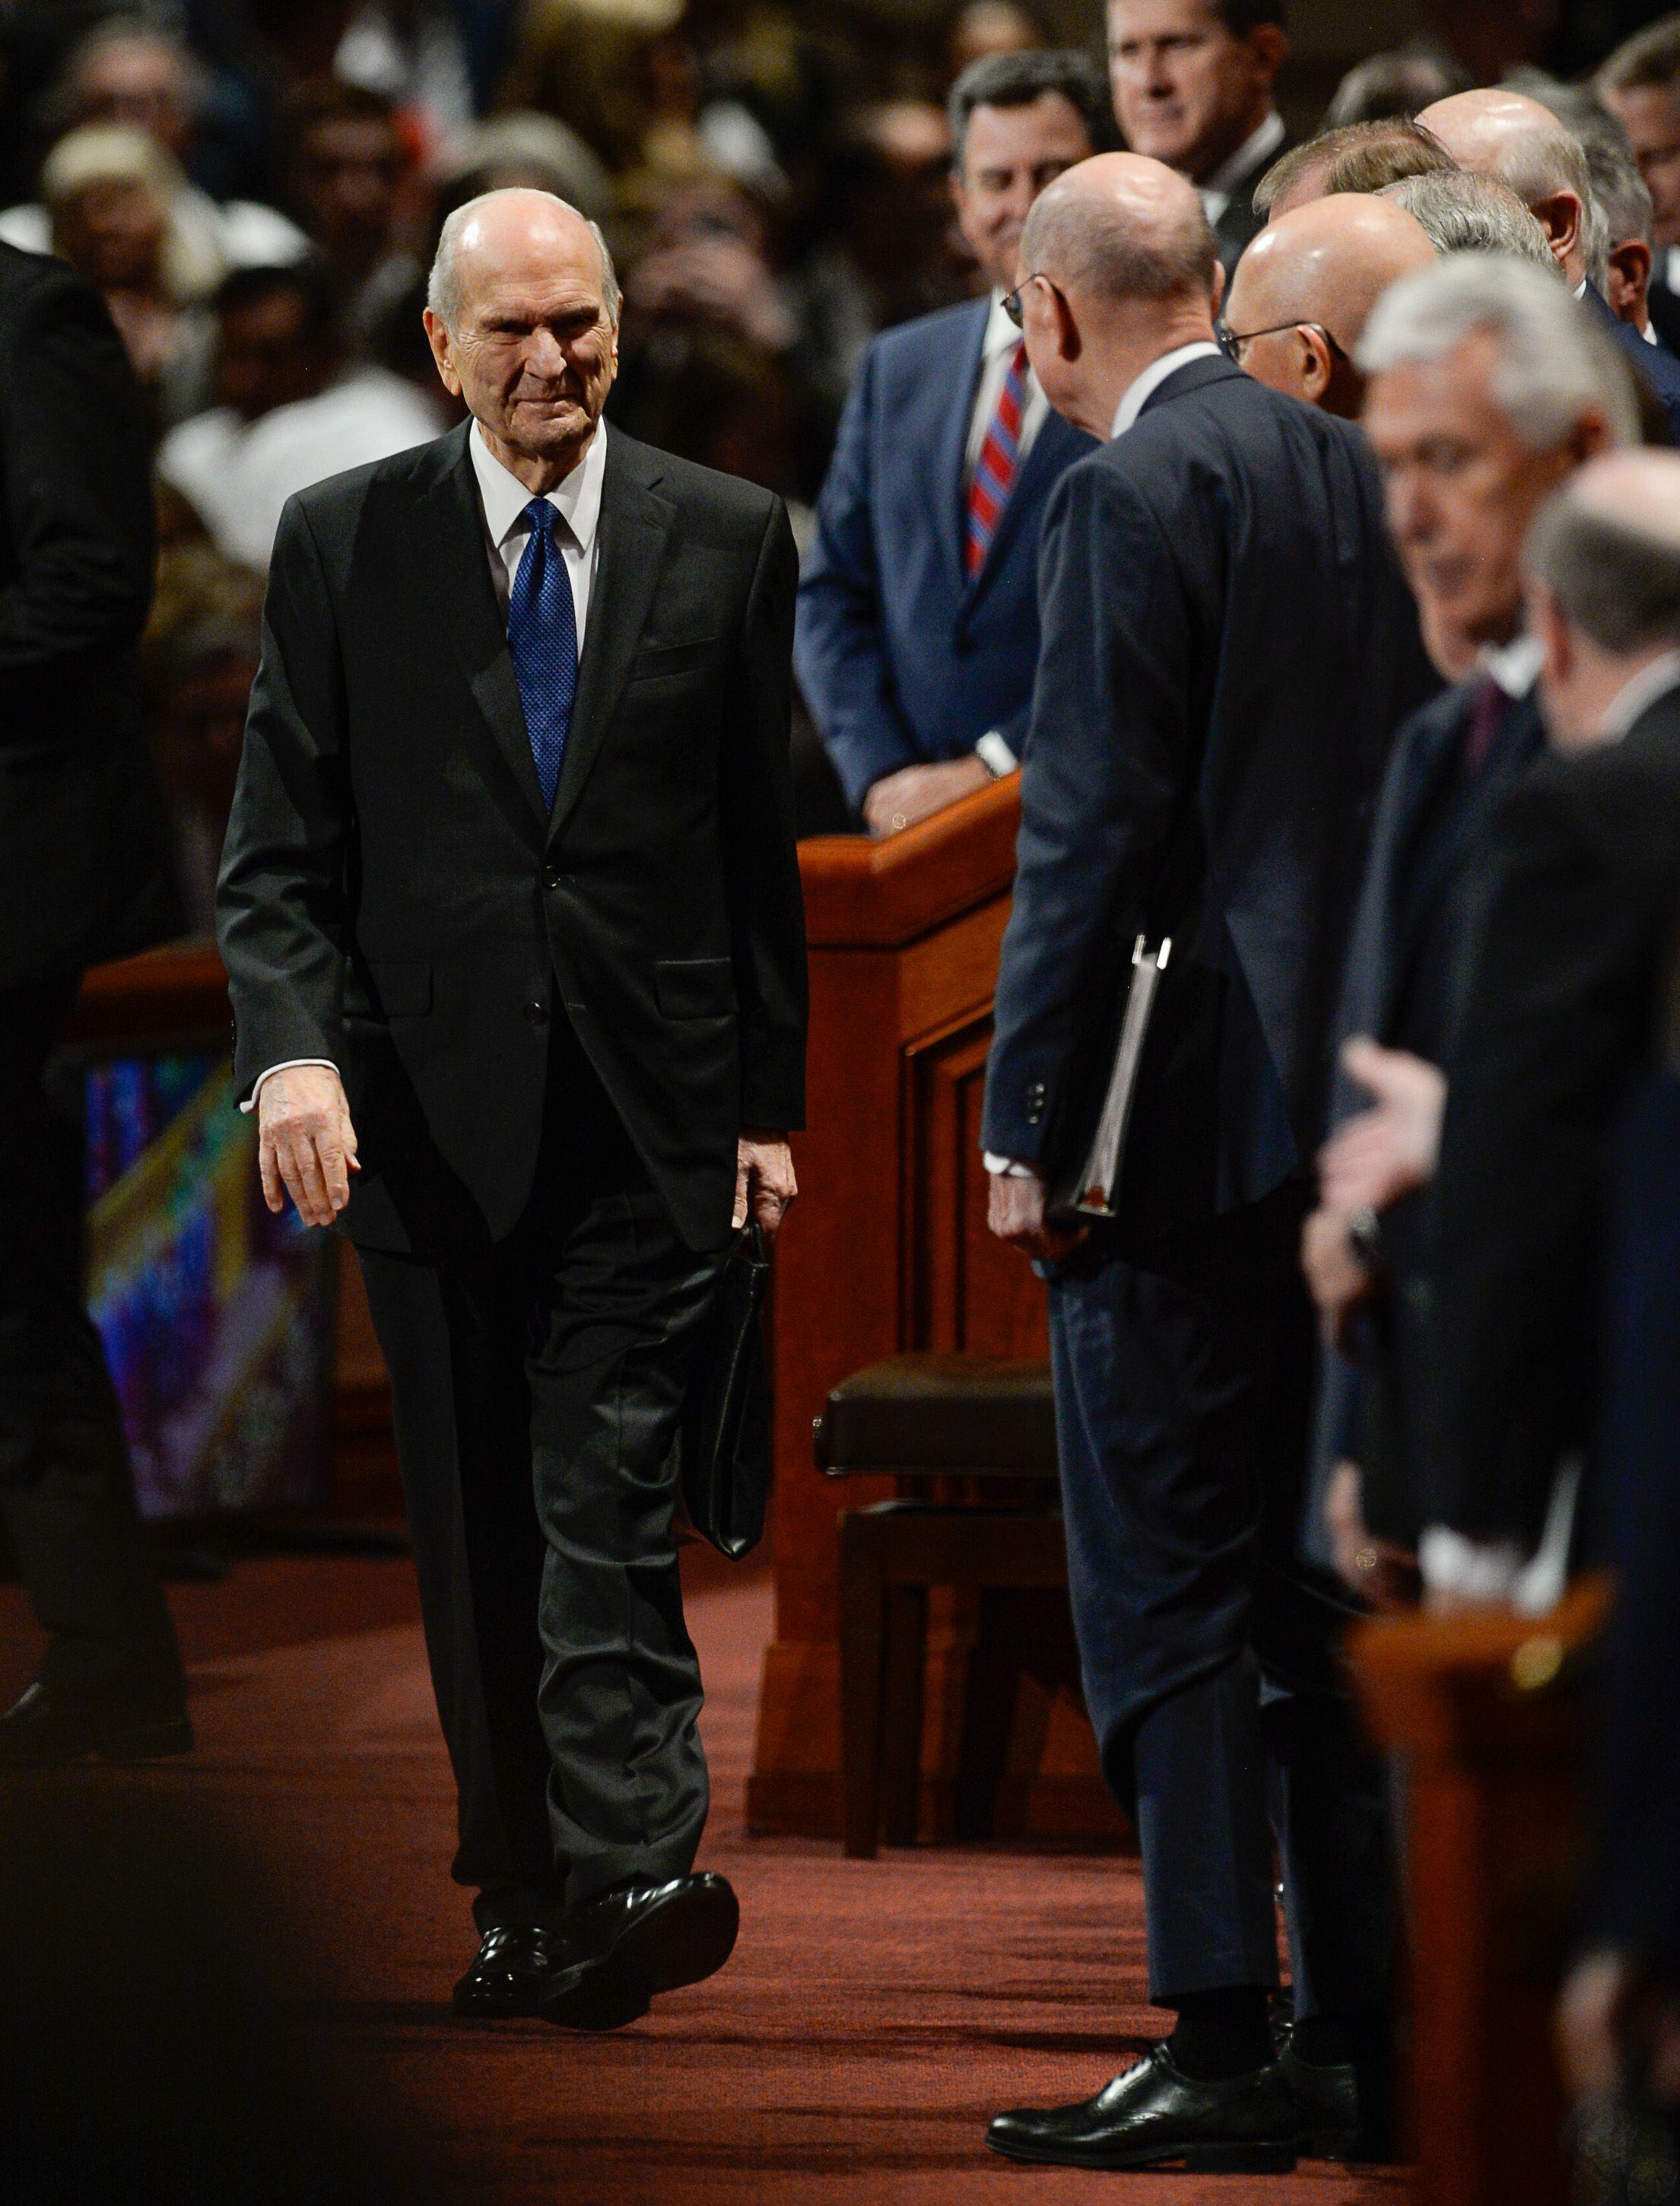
[748,782,1126,1844]
[1349,1579,1611,2206]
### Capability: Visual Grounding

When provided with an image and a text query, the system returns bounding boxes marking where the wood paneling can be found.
[748,782,1124,1843]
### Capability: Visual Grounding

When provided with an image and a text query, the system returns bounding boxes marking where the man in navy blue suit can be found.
[795,50,1106,836]
[980,154,1434,2173]
[1420,89,1680,442]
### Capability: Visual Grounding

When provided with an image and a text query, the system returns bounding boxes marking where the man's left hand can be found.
[1317,1038,1447,1216]
[862,755,993,838]
[988,1168,1088,1264]
[735,1130,797,1241]
[1301,1204,1375,1345]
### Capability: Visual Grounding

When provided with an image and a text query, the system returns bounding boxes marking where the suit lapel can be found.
[547,432,675,841]
[967,409,1081,599]
[418,421,550,834]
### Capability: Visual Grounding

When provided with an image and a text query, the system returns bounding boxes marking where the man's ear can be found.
[1609,237,1653,320]
[1053,281,1082,363]
[421,307,462,396]
[1300,326,1333,402]
[1246,22,1288,91]
[1208,259,1226,319]
[1530,188,1583,270]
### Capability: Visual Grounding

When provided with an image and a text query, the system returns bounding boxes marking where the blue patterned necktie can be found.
[507,494,578,809]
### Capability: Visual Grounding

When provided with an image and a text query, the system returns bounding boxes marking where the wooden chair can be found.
[815,1353,1065,1858]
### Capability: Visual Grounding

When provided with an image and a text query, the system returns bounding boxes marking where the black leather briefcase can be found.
[678,1223,771,1560]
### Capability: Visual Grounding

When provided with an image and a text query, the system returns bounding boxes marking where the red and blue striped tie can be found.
[967,339,1027,577]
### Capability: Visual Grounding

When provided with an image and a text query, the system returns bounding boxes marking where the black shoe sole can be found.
[538,1880,740,2033]
[450,1984,545,2020]
[986,2132,1298,2174]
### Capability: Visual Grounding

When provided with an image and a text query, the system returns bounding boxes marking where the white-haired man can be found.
[218,189,807,2028]
[1302,256,1638,1614]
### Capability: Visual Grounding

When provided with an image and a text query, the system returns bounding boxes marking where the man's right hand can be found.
[256,1065,360,1228]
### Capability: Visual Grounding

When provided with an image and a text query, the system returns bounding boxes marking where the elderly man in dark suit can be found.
[0,241,189,1767]
[1107,0,1292,278]
[1301,258,1639,1600]
[980,154,1434,2173]
[796,49,1103,834]
[217,189,807,2030]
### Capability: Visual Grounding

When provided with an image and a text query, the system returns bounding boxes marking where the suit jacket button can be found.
[542,866,563,891]
[524,1000,548,1026]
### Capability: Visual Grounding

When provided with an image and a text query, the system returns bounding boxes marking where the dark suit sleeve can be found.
[793,342,923,814]
[0,262,152,720]
[215,494,353,1096]
[721,497,808,1131]
[980,459,1191,1165]
[1422,770,1648,1538]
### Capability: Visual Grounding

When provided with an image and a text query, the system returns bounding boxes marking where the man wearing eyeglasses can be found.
[1220,192,1437,418]
[980,153,1434,2173]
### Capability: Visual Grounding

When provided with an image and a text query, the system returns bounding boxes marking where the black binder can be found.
[678,1223,772,1560]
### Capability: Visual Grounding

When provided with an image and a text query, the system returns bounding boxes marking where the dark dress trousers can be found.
[0,242,185,1715]
[794,296,1094,812]
[1421,685,1680,1546]
[983,355,1434,2010]
[1307,678,1545,1554]
[218,421,807,1922]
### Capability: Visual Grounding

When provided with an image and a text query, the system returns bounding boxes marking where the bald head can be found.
[1015,152,1221,437]
[1526,448,1680,742]
[1227,193,1437,415]
[424,186,622,491]
[1418,88,1592,280]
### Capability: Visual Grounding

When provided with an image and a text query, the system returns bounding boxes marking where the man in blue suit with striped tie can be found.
[796,50,1108,836]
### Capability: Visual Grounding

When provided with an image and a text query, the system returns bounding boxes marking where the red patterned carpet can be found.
[0,1550,1407,2205]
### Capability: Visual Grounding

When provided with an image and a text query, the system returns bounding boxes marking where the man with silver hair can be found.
[1302,254,1637,1614]
[1381,169,1558,268]
[218,186,807,2030]
[1583,136,1666,342]
[1419,87,1680,435]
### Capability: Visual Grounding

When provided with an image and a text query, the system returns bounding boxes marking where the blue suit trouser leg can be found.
[1048,1184,1391,2013]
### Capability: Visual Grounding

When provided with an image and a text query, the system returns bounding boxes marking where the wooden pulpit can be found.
[747,780,1125,1845]
[1348,1578,1611,2206]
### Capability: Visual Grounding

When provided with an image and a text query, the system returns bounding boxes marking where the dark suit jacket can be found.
[1309,677,1542,1546]
[1584,278,1680,442]
[217,420,808,1257]
[0,241,179,989]
[1647,265,1680,357]
[1208,125,1294,278]
[794,296,1094,812]
[1421,684,1680,1540]
[982,356,1435,1241]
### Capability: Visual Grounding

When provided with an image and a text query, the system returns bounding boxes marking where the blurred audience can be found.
[1107,0,1289,276]
[1599,15,1680,350]
[947,0,1043,85]
[278,77,421,347]
[1303,257,1638,1607]
[797,49,1103,833]
[1221,192,1437,417]
[1320,41,1471,129]
[156,258,441,567]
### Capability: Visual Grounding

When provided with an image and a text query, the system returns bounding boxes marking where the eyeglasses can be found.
[1001,271,1062,328]
[1217,318,1348,367]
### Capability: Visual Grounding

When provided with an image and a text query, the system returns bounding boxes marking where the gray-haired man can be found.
[217,188,807,2027]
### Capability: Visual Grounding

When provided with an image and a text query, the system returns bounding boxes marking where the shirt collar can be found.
[1481,631,1545,700]
[1110,339,1223,438]
[983,289,1024,362]
[1599,648,1680,742]
[468,415,608,555]
[1199,109,1285,204]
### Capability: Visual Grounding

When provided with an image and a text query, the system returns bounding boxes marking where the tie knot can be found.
[522,496,555,542]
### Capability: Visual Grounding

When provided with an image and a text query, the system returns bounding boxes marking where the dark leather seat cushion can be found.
[815,1353,1057,1477]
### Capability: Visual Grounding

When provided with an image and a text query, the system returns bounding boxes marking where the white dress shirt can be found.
[1197,110,1286,230]
[983,339,1223,1181]
[243,419,609,1114]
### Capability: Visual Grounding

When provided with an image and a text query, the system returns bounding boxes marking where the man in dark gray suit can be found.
[218,189,807,2030]
[980,154,1432,2173]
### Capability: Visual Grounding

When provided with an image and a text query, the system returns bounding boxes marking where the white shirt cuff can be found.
[1417,1526,1526,1603]
[975,731,1018,778]
[241,1059,340,1114]
[983,1152,1040,1178]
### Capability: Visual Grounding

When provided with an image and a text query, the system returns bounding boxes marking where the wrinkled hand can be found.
[987,1168,1088,1264]
[257,1065,360,1229]
[1325,1461,1419,1613]
[862,755,993,838]
[1316,1037,1447,1216]
[1300,1205,1374,1346]
[735,1130,797,1242]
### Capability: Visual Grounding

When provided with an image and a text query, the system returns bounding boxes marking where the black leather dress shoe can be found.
[986,2043,1300,2173]
[1281,2039,1362,2159]
[538,1872,739,2033]
[452,1926,565,2018]
[0,1683,193,1769]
